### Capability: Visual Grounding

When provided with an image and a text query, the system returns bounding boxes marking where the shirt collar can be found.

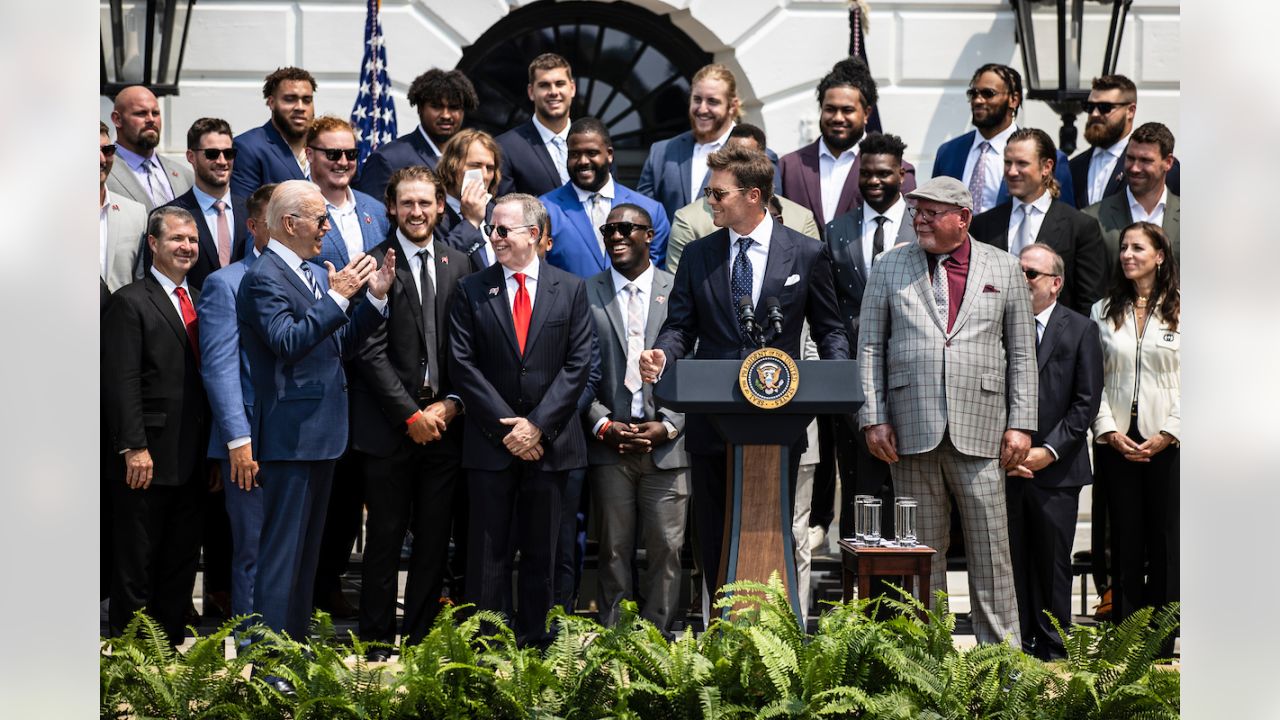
[266,238,308,270]
[1035,301,1057,328]
[114,144,157,172]
[502,254,541,281]
[1102,132,1131,158]
[865,194,906,224]
[397,228,434,259]
[531,114,570,146]
[972,122,1018,154]
[610,263,655,297]
[1125,185,1168,215]
[445,194,462,216]
[931,235,972,264]
[417,125,443,157]
[694,123,735,151]
[573,176,615,204]
[101,188,112,213]
[149,265,189,296]
[729,210,774,251]
[324,188,356,213]
[1011,189,1053,215]
[818,137,859,162]
[192,184,232,213]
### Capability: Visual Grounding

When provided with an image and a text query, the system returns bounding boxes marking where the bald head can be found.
[112,85,163,154]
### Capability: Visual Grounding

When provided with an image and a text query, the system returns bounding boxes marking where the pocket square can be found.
[983,284,1000,293]
[784,274,800,287]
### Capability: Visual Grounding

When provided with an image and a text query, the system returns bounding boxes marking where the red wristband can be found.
[596,420,612,440]
[406,411,421,426]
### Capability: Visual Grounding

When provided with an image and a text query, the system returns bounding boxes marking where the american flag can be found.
[351,0,397,167]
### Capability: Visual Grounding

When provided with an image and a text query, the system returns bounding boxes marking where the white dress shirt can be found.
[417,125,443,158]
[502,255,540,313]
[532,114,571,185]
[100,190,112,280]
[265,238,388,314]
[192,183,236,247]
[962,122,1018,213]
[727,210,774,307]
[397,229,438,301]
[690,123,735,200]
[1127,185,1167,225]
[818,138,859,222]
[1007,190,1053,254]
[1086,133,1129,205]
[149,265,192,320]
[612,264,654,419]
[860,195,907,276]
[326,188,365,262]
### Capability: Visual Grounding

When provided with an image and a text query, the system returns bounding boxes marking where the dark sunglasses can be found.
[1082,100,1130,116]
[1023,269,1059,280]
[196,147,237,161]
[599,221,651,237]
[482,223,536,239]
[100,143,117,157]
[310,147,359,162]
[703,186,746,201]
[965,87,1005,101]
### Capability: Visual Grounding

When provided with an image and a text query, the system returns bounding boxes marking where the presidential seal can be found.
[738,347,799,409]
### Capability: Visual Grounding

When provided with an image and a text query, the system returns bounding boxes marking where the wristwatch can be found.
[662,420,679,440]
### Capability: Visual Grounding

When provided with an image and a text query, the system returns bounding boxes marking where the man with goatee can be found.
[232,67,318,197]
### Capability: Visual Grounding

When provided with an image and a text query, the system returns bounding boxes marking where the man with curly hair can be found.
[231,67,317,197]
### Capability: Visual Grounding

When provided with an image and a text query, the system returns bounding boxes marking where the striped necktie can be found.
[299,261,324,300]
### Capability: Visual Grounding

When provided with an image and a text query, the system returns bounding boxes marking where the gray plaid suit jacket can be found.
[857,237,1038,458]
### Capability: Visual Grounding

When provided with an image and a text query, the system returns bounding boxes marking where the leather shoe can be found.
[316,589,358,620]
[365,648,392,663]
[255,673,296,697]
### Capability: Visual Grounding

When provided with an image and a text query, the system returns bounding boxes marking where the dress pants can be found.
[808,415,842,531]
[109,472,204,646]
[360,437,461,646]
[592,453,689,631]
[314,451,365,605]
[553,467,589,611]
[892,432,1020,646]
[253,460,335,640]
[1006,479,1080,659]
[466,463,565,647]
[202,482,233,605]
[222,459,265,622]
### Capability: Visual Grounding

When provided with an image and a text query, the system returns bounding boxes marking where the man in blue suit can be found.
[231,67,316,198]
[357,68,478,202]
[637,64,780,224]
[931,64,1075,212]
[236,180,395,663]
[196,183,277,631]
[496,53,576,198]
[541,117,670,275]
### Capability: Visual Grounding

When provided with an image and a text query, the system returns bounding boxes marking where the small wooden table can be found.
[838,539,935,608]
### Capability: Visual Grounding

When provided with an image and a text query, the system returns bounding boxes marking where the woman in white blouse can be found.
[1090,221,1180,627]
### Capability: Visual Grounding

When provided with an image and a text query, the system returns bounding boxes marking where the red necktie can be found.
[175,287,200,366]
[512,272,531,354]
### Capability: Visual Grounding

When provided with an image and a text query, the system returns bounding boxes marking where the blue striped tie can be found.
[299,261,324,300]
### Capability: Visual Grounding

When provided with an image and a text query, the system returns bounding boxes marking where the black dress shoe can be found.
[255,673,297,697]
[366,648,392,663]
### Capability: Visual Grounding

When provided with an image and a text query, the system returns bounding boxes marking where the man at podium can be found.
[639,144,848,596]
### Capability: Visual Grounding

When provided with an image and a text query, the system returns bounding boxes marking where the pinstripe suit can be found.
[857,237,1037,645]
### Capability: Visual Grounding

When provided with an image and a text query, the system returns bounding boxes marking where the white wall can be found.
[104,0,1180,176]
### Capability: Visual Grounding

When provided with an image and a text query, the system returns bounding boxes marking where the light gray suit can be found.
[585,266,689,631]
[1084,190,1180,287]
[107,153,194,211]
[857,237,1037,646]
[103,193,147,292]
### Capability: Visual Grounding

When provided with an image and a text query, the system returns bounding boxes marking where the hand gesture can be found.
[324,252,376,298]
[407,408,446,444]
[619,421,668,454]
[1000,429,1032,470]
[638,349,666,384]
[366,248,396,300]
[460,177,488,226]
[500,417,543,458]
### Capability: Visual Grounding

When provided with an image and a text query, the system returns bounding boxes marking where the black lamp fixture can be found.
[1010,0,1132,154]
[101,0,197,97]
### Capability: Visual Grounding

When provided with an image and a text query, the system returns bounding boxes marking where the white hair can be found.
[266,179,321,236]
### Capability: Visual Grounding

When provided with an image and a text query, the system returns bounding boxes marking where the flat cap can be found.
[905,176,972,210]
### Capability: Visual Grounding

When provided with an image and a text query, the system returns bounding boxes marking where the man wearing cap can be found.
[857,176,1037,646]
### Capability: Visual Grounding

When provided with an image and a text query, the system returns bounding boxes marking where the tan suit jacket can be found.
[103,193,147,292]
[106,152,194,211]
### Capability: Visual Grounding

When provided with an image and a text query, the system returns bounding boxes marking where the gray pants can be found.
[591,453,689,632]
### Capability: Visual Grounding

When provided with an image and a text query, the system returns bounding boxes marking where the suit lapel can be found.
[433,248,455,334]
[111,164,150,206]
[323,211,351,266]
[950,241,990,336]
[596,273,627,352]
[675,134,695,206]
[265,249,322,303]
[989,204,1013,252]
[756,224,796,329]
[524,122,562,187]
[144,273,189,349]
[484,266,522,357]
[846,208,868,284]
[394,251,427,345]
[647,271,672,345]
[522,268,558,355]
[906,244,947,333]
[567,194,607,271]
[409,130,439,167]
[706,230,738,331]
[1037,200,1069,249]
[799,143,824,225]
[1104,143,1127,197]
[1036,304,1065,371]
[834,154,862,219]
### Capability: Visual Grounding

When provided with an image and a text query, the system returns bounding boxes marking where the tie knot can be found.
[873,216,888,227]
[978,141,991,152]
[213,199,226,213]
[737,237,753,251]
[514,272,527,288]
[936,253,951,266]
[175,287,188,300]
[417,248,429,260]
[625,282,638,296]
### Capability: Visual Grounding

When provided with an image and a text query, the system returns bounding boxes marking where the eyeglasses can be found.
[309,147,360,162]
[907,206,965,222]
[196,147,237,161]
[965,87,1006,101]
[1082,100,1131,116]
[599,221,651,237]
[703,186,747,201]
[482,223,536,238]
[100,143,117,157]
[1022,269,1059,280]
[288,212,331,228]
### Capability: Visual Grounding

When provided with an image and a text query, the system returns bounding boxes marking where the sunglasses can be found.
[288,212,331,228]
[1023,269,1059,280]
[907,206,965,222]
[310,147,359,162]
[599,221,651,237]
[196,147,237,161]
[703,186,747,201]
[482,223,536,239]
[100,143,117,157]
[1082,100,1130,116]
[965,87,1006,101]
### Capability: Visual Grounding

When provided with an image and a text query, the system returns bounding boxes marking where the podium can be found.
[654,358,861,618]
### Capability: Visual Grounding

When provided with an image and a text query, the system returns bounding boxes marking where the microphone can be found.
[736,296,761,346]
[765,296,785,338]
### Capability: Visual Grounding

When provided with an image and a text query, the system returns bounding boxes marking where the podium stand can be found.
[655,359,861,619]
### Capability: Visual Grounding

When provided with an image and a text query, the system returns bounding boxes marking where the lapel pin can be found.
[363,215,372,223]
[111,204,120,211]
[655,295,666,304]
[488,286,500,297]
[441,255,449,265]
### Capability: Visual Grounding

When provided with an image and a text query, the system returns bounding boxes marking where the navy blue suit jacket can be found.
[1027,303,1103,488]
[356,129,440,203]
[447,261,593,472]
[231,121,308,198]
[496,120,563,198]
[236,247,386,461]
[540,181,671,276]
[637,129,782,223]
[197,253,257,460]
[159,189,249,291]
[931,129,1076,208]
[312,189,392,269]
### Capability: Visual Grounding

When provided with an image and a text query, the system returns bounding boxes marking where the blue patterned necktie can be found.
[299,261,324,300]
[731,237,754,338]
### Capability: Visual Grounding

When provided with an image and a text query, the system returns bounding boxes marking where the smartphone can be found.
[463,168,484,192]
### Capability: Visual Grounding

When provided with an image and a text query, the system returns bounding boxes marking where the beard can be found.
[1084,117,1126,148]
[272,108,306,141]
[971,102,1011,131]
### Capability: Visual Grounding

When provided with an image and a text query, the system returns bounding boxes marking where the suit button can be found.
[521,368,528,376]
[945,340,952,348]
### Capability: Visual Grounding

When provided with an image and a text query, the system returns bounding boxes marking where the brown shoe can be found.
[1093,588,1113,621]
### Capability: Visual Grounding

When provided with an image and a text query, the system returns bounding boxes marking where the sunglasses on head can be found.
[965,87,1005,101]
[1082,100,1129,116]
[196,147,237,161]
[100,143,117,157]
[1023,269,1059,280]
[599,221,651,237]
[310,147,359,162]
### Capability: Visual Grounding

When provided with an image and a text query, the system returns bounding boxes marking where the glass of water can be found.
[863,498,883,545]
[853,494,875,544]
[895,497,919,547]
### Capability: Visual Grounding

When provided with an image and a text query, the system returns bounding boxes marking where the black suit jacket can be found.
[1028,304,1103,488]
[447,261,593,472]
[439,201,495,272]
[356,129,440,203]
[653,221,850,452]
[970,198,1106,315]
[157,190,249,290]
[349,237,473,458]
[1068,144,1181,209]
[102,274,208,485]
[496,120,563,198]
[824,205,917,338]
